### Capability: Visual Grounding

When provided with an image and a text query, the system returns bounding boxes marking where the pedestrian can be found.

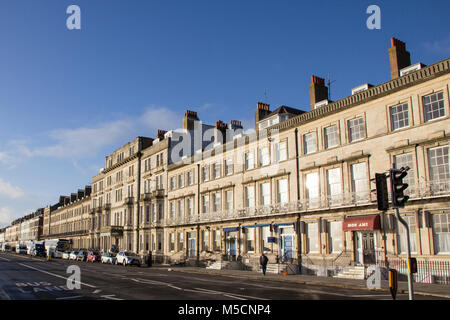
[260,253,268,276]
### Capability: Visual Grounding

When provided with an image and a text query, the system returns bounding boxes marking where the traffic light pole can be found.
[394,207,414,300]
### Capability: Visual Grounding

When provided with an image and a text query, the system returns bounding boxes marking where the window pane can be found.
[351,162,368,201]
[261,226,271,252]
[433,213,450,254]
[307,223,319,253]
[245,186,255,208]
[260,183,271,205]
[329,221,343,253]
[325,125,338,149]
[305,172,319,201]
[390,103,409,130]
[327,168,342,205]
[348,117,365,142]
[259,147,270,166]
[304,133,317,154]
[397,215,417,254]
[246,228,255,252]
[423,91,445,122]
[428,146,449,183]
[277,179,288,204]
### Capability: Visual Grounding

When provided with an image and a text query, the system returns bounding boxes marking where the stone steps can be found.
[334,266,365,279]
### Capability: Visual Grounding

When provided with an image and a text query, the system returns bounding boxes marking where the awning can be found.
[223,227,240,232]
[342,215,381,231]
[242,224,270,228]
[273,222,294,227]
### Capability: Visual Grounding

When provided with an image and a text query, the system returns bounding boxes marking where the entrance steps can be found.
[266,263,299,275]
[333,266,365,279]
[206,260,229,270]
[206,260,243,270]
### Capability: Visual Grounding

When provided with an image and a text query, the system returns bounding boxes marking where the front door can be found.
[226,232,237,256]
[355,232,376,265]
[188,238,196,258]
[281,235,293,261]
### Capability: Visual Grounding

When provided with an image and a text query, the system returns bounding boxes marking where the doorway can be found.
[354,231,376,265]
[188,233,196,258]
[226,231,237,256]
[279,226,295,262]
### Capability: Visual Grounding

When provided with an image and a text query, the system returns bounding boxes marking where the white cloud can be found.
[0,106,183,165]
[32,119,135,158]
[0,207,14,228]
[422,35,450,55]
[0,178,26,199]
[139,105,180,133]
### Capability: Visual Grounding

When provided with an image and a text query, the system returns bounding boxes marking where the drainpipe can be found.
[295,128,302,273]
[197,163,200,265]
[136,149,142,254]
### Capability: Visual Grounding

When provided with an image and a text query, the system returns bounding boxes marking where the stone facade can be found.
[1,38,449,276]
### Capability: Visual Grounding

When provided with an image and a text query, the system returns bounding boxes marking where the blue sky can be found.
[0,0,449,227]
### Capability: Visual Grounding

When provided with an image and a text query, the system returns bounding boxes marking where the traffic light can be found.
[390,167,410,208]
[409,257,418,274]
[375,173,389,211]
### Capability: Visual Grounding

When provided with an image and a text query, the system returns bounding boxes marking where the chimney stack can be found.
[214,120,228,145]
[309,75,328,110]
[389,37,411,79]
[183,110,199,130]
[255,102,271,130]
[156,129,167,140]
[229,120,243,130]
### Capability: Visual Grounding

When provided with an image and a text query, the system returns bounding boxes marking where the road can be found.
[0,252,445,300]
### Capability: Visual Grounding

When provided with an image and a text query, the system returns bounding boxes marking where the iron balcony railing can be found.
[163,179,449,226]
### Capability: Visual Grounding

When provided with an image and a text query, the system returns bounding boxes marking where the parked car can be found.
[87,251,101,263]
[115,251,141,267]
[32,244,46,257]
[62,251,71,260]
[69,251,79,260]
[76,250,88,261]
[16,244,27,254]
[101,252,117,264]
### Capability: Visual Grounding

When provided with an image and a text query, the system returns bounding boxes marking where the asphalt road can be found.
[0,252,444,301]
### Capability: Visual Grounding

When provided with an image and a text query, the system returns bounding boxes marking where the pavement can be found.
[0,252,449,300]
[167,265,450,299]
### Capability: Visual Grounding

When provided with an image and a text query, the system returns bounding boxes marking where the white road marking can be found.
[0,288,11,300]
[101,294,124,300]
[56,295,84,300]
[93,289,102,294]
[0,256,11,261]
[193,287,269,300]
[18,263,97,289]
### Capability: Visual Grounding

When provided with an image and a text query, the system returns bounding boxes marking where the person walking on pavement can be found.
[260,253,269,276]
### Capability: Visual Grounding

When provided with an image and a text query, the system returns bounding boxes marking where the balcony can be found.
[141,189,164,202]
[102,203,111,211]
[161,179,450,227]
[100,225,124,236]
[124,197,134,205]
